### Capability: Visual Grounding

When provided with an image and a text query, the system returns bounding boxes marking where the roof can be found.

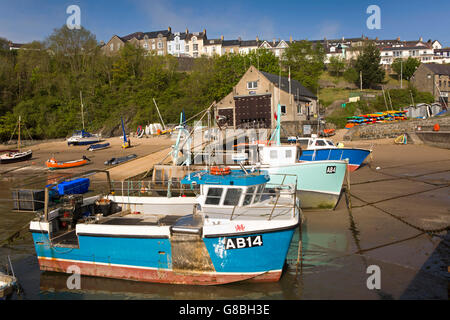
[381,45,431,51]
[181,170,269,186]
[168,32,187,41]
[120,30,171,41]
[204,39,223,45]
[222,40,240,47]
[260,70,317,99]
[421,63,450,75]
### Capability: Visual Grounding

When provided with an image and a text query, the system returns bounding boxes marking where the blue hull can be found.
[299,148,371,171]
[31,227,296,285]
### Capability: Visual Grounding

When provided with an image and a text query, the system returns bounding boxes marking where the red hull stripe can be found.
[348,164,360,172]
[38,257,282,285]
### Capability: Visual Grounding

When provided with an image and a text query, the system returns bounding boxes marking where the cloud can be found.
[313,21,341,40]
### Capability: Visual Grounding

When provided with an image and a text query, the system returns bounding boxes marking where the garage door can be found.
[234,94,272,128]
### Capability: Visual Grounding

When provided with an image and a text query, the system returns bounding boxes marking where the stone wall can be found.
[344,114,450,140]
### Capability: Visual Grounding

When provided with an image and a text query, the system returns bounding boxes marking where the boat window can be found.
[270,150,278,159]
[243,186,255,206]
[285,149,292,158]
[315,140,327,146]
[223,188,243,206]
[297,139,309,147]
[326,140,335,146]
[254,184,265,202]
[205,188,223,205]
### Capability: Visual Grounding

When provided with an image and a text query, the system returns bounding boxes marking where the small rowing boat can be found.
[104,154,137,165]
[46,156,90,170]
[87,142,110,151]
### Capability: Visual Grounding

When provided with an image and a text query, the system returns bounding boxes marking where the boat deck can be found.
[99,215,184,226]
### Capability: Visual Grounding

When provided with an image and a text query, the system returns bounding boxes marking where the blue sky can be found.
[1,0,449,46]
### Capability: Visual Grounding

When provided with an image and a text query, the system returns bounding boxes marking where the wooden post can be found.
[346,160,352,210]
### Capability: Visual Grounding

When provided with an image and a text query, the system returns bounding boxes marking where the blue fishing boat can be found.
[87,142,110,151]
[295,136,371,172]
[29,169,300,285]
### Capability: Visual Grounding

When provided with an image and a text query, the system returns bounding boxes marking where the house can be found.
[215,65,317,133]
[258,39,289,58]
[185,29,207,58]
[102,27,172,56]
[167,32,188,57]
[379,45,435,71]
[222,39,240,55]
[203,36,223,56]
[410,63,450,104]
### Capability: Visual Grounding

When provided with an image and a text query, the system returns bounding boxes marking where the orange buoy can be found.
[433,123,440,132]
[210,166,231,175]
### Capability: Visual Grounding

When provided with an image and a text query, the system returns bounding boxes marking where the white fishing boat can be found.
[0,116,32,164]
[0,271,17,300]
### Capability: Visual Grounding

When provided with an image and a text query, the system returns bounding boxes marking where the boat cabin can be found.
[259,145,299,166]
[295,137,336,150]
[181,169,270,208]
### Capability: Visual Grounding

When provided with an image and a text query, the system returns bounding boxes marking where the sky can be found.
[0,0,449,46]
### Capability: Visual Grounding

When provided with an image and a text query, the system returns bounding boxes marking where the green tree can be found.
[282,40,325,92]
[328,56,346,76]
[354,41,385,89]
[391,57,420,80]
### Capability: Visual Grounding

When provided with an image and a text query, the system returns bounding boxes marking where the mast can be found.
[153,98,166,130]
[80,91,85,130]
[18,116,21,152]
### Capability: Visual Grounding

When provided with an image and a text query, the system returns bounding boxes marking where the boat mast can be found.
[153,98,166,131]
[80,91,85,130]
[18,116,21,152]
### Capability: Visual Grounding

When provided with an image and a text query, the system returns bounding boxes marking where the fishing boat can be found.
[104,154,137,165]
[67,130,101,146]
[46,156,90,170]
[293,135,371,172]
[29,169,300,285]
[0,116,33,164]
[0,271,17,300]
[87,142,110,151]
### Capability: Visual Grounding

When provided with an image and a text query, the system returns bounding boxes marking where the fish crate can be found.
[11,189,45,212]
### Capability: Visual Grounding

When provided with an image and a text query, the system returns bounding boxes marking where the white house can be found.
[168,32,188,57]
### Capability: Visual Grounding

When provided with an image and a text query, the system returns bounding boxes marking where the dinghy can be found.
[104,154,137,165]
[46,156,90,170]
[87,142,110,151]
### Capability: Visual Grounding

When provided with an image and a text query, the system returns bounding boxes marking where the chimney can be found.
[221,35,224,41]
[397,37,400,41]
[290,35,293,43]
[273,38,276,45]
[185,28,189,35]
[419,37,423,42]
[168,26,172,33]
[238,36,241,42]
[375,36,379,41]
[203,28,206,36]
[256,36,259,42]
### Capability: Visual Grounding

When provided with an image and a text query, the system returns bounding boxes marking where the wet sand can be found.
[0,132,449,299]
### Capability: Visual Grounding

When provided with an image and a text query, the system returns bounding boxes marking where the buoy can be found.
[433,123,440,132]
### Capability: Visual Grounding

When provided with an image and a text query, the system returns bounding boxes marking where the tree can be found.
[354,41,385,89]
[282,40,325,92]
[328,56,346,76]
[392,57,420,80]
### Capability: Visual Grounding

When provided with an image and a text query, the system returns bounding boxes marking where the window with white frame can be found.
[223,188,243,206]
[110,43,114,51]
[247,81,258,89]
[193,44,198,51]
[158,41,163,49]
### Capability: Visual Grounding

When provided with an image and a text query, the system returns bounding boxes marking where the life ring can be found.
[210,166,231,175]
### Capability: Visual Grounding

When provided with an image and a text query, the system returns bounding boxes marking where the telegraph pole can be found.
[360,71,362,91]
[400,59,403,89]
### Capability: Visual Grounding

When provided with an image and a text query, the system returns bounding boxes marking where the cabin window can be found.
[243,187,255,206]
[285,149,292,158]
[270,150,278,159]
[205,188,223,205]
[297,139,309,147]
[315,140,327,146]
[223,188,242,206]
[254,184,265,202]
[326,140,335,146]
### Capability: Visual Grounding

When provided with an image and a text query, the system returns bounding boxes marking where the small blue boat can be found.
[295,136,371,171]
[87,143,110,151]
[29,169,300,285]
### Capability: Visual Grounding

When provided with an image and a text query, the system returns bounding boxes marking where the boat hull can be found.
[299,148,371,171]
[265,160,347,209]
[31,226,296,285]
[0,150,32,164]
[46,159,88,170]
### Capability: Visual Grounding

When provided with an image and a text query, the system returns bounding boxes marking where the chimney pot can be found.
[397,37,400,41]
[238,36,241,41]
[168,26,171,32]
[186,28,189,35]
[221,35,224,41]
[290,36,293,43]
[273,38,276,45]
[256,36,259,42]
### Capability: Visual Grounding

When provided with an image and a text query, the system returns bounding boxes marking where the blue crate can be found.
[56,178,90,196]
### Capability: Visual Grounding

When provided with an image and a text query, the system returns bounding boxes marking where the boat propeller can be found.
[82,155,91,161]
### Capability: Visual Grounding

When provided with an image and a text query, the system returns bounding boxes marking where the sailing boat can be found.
[67,92,100,146]
[0,116,33,164]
